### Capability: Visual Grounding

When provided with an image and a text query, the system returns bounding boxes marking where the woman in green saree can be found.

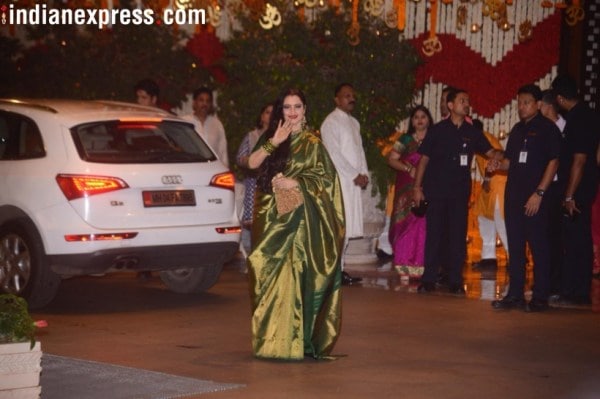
[246,88,345,360]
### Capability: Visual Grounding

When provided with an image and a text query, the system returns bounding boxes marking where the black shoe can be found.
[491,296,526,310]
[417,282,436,293]
[448,284,466,295]
[436,273,449,287]
[376,249,393,261]
[342,271,362,285]
[525,299,549,313]
[554,295,591,306]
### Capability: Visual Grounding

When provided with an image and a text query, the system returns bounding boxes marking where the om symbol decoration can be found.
[363,0,385,17]
[259,3,282,30]
[565,4,584,27]
[207,5,221,27]
[422,36,442,57]
[518,19,532,42]
[347,23,361,46]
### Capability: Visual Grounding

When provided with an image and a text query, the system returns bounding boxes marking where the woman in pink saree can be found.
[387,106,433,280]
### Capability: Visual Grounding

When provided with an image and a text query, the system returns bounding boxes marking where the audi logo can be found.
[161,175,183,185]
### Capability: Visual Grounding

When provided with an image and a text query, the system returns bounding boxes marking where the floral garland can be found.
[408,11,560,118]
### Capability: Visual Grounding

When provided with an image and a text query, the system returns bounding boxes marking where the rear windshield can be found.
[71,120,217,164]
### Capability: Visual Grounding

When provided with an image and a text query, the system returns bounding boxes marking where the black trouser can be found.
[561,203,593,301]
[422,195,469,286]
[546,183,564,294]
[505,198,551,301]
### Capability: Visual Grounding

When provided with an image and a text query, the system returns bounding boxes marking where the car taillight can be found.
[210,172,235,191]
[64,232,138,242]
[119,117,163,123]
[56,174,129,201]
[215,226,242,234]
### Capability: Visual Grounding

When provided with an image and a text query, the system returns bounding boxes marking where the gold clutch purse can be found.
[273,186,304,215]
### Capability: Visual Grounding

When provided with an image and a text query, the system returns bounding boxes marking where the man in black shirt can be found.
[489,84,561,312]
[413,88,498,294]
[552,75,600,305]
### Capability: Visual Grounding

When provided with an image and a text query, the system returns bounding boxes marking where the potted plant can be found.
[0,294,46,398]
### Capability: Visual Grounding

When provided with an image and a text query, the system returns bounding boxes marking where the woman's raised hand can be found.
[272,119,293,146]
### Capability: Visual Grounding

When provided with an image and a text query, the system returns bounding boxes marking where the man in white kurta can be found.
[183,87,229,167]
[321,84,369,284]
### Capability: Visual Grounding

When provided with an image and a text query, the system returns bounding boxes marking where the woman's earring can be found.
[301,117,307,130]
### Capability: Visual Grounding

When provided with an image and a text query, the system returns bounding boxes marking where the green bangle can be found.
[262,140,277,154]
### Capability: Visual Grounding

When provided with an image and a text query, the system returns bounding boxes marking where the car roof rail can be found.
[0,99,58,114]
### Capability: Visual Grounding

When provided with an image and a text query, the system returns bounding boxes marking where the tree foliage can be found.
[1,18,211,109]
[218,6,420,197]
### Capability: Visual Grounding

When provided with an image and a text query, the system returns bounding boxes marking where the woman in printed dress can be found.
[236,103,273,253]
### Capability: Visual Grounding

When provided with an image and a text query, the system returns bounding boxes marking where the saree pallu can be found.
[248,130,345,360]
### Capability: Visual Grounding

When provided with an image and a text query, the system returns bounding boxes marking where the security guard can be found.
[413,88,497,295]
[552,75,600,305]
[490,84,561,312]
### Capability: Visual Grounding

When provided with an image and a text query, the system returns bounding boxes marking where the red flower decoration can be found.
[409,12,561,118]
[186,30,224,68]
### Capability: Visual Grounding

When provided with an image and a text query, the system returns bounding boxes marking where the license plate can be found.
[142,190,196,207]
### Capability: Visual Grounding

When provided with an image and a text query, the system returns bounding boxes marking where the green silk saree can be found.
[248,130,345,360]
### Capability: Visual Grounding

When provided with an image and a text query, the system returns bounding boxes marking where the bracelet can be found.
[565,196,574,202]
[405,164,412,172]
[262,139,278,154]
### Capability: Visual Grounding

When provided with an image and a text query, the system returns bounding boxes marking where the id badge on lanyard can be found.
[519,138,528,164]
[460,142,468,167]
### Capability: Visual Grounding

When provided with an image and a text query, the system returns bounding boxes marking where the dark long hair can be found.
[254,102,274,130]
[257,88,307,193]
[406,105,434,136]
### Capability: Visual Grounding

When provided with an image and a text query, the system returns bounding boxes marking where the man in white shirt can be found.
[321,83,369,284]
[183,87,229,167]
[541,89,566,134]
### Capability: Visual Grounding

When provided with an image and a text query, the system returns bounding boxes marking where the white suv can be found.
[0,99,240,308]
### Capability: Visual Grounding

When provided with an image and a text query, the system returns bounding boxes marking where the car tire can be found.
[159,265,223,294]
[0,220,61,309]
